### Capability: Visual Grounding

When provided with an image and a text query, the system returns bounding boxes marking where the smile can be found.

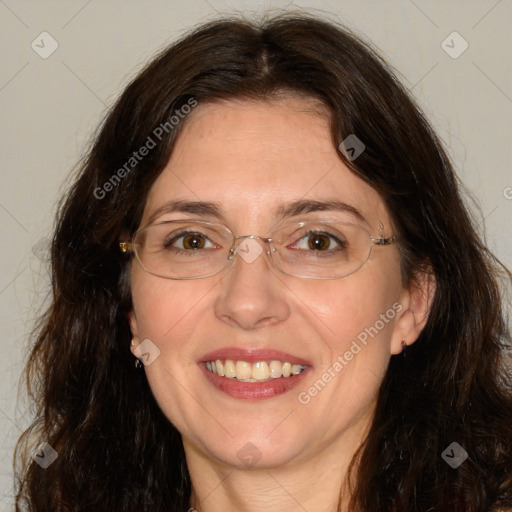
[200,348,312,399]
[205,359,308,382]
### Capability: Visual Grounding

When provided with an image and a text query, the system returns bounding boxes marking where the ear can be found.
[128,310,140,356]
[390,268,436,355]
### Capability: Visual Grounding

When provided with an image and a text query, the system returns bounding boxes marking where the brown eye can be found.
[307,233,332,250]
[182,234,206,249]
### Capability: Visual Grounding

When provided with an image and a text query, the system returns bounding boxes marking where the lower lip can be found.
[200,364,311,400]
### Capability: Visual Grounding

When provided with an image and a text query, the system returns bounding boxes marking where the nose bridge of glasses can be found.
[233,234,272,244]
[229,235,275,265]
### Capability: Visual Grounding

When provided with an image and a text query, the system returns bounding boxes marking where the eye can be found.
[292,231,344,251]
[165,231,216,250]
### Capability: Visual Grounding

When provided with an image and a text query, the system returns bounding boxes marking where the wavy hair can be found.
[14,13,512,512]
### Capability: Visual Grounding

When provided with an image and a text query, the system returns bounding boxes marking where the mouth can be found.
[205,359,307,381]
[199,348,312,400]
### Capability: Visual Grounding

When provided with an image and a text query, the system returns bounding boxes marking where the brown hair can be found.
[14,13,512,511]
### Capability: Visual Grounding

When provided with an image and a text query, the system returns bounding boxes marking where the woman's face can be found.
[129,96,415,471]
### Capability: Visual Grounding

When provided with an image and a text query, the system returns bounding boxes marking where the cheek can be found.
[130,268,208,346]
[297,267,403,413]
[129,270,211,429]
[302,270,400,347]
[302,279,400,402]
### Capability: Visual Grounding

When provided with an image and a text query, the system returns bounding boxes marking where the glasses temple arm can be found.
[371,235,396,246]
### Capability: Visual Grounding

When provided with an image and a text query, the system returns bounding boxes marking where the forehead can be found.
[142,97,391,232]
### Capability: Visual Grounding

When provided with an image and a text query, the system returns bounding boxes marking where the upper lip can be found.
[199,347,312,366]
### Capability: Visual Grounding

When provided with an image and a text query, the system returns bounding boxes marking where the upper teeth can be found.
[205,360,307,382]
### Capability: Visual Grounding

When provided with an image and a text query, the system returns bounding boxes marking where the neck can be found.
[184,413,370,512]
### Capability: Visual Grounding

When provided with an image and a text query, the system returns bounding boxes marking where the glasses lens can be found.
[134,221,232,278]
[271,221,371,279]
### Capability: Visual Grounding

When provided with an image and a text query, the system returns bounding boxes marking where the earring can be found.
[401,339,407,358]
[131,339,144,370]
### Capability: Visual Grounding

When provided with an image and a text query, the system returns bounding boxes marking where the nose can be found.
[213,236,290,330]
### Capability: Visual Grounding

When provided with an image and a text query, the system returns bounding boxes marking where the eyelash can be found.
[163,230,347,255]
[163,231,216,253]
[290,230,346,251]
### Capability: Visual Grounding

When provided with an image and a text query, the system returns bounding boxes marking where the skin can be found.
[129,96,434,512]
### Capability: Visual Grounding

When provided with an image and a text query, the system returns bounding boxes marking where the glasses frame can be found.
[119,218,397,280]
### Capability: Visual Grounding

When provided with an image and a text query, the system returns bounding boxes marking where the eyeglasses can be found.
[119,219,396,280]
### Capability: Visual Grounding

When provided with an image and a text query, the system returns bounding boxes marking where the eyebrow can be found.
[147,198,367,226]
[147,199,226,225]
[275,199,367,224]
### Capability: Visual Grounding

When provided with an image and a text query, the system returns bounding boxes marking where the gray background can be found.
[1,0,511,508]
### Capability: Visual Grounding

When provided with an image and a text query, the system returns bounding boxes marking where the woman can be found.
[14,13,512,512]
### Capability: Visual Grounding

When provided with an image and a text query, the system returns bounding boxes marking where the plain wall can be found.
[1,0,511,507]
